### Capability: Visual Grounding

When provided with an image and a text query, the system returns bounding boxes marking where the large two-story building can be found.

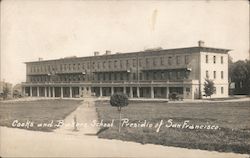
[21,41,230,99]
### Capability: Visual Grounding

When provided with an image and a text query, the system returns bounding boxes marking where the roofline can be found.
[24,46,231,64]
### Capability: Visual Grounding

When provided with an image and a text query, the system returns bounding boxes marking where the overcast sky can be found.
[0,0,249,85]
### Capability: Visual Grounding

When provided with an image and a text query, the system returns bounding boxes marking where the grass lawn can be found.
[0,99,81,132]
[95,100,250,154]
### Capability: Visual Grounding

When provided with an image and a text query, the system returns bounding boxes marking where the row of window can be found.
[29,55,190,73]
[96,71,189,81]
[213,86,224,94]
[205,70,224,79]
[29,70,190,82]
[205,55,224,64]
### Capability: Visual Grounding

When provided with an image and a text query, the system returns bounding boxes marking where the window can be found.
[117,73,120,80]
[87,62,90,69]
[126,60,129,67]
[213,71,216,79]
[139,59,142,67]
[153,58,157,66]
[139,73,142,80]
[221,87,224,94]
[168,57,172,65]
[185,55,189,64]
[120,60,123,68]
[97,74,100,81]
[206,55,208,63]
[177,71,181,79]
[161,58,164,65]
[153,72,157,80]
[108,61,112,68]
[161,72,164,79]
[221,56,223,64]
[103,73,106,80]
[146,58,150,66]
[213,56,216,64]
[165,72,169,79]
[221,71,224,79]
[103,61,106,68]
[186,87,190,92]
[172,72,176,79]
[133,73,136,80]
[133,59,136,67]
[214,87,216,94]
[146,72,149,80]
[206,70,209,78]
[121,73,124,80]
[78,63,80,70]
[169,72,173,79]
[176,56,180,65]
[97,62,100,69]
[114,60,118,68]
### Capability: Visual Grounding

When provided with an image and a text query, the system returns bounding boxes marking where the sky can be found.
[0,0,249,85]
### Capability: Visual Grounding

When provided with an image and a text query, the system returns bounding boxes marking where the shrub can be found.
[110,93,129,132]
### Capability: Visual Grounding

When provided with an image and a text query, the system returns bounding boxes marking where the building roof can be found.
[25,46,231,64]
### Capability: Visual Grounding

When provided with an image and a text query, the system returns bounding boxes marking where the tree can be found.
[228,55,234,84]
[2,83,11,100]
[229,60,250,94]
[110,93,129,132]
[204,78,215,98]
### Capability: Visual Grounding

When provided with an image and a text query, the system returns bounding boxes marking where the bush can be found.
[110,93,129,132]
[169,92,178,100]
[110,93,129,111]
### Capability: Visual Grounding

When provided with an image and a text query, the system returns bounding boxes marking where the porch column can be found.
[123,86,126,94]
[69,87,72,98]
[166,87,169,99]
[48,87,51,97]
[37,87,40,97]
[130,87,133,98]
[61,87,63,98]
[30,86,33,97]
[111,87,114,95]
[44,87,47,97]
[52,87,55,97]
[137,87,140,98]
[151,86,154,98]
[22,87,25,96]
[79,87,81,98]
[191,86,195,99]
[100,87,103,97]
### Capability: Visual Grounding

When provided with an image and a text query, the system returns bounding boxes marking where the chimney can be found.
[198,40,205,47]
[94,51,99,56]
[105,50,111,55]
[38,57,43,61]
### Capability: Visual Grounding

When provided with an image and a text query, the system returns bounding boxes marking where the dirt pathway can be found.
[55,97,99,136]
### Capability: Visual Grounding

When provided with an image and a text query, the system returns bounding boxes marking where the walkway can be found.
[55,97,98,135]
[0,127,248,158]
